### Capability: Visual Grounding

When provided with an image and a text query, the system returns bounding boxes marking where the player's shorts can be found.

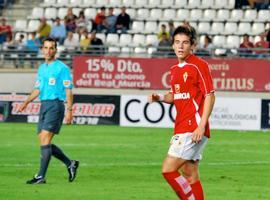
[167,132,208,161]
[37,99,65,134]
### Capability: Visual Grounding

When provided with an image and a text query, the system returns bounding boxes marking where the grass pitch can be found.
[0,123,270,200]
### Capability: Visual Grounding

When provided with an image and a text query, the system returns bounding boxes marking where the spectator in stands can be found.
[37,17,51,41]
[104,7,117,33]
[265,22,270,47]
[89,31,104,55]
[25,32,41,68]
[168,21,175,40]
[157,32,172,57]
[157,24,170,41]
[63,31,79,51]
[14,34,25,68]
[254,32,269,57]
[0,18,12,45]
[198,35,214,56]
[247,0,269,9]
[50,17,66,45]
[115,6,131,33]
[80,30,90,52]
[76,10,88,35]
[93,6,106,33]
[239,34,254,57]
[64,8,77,33]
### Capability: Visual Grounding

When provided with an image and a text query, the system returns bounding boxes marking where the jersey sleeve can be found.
[197,62,214,96]
[61,66,73,89]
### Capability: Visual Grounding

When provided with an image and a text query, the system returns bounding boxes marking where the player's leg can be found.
[162,156,195,200]
[181,161,204,200]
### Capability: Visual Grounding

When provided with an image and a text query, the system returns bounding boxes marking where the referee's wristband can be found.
[67,107,73,111]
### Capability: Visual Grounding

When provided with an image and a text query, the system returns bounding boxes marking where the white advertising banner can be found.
[120,95,261,131]
[210,97,261,130]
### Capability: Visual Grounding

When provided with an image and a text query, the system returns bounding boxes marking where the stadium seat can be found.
[108,47,121,54]
[197,22,211,34]
[226,35,240,48]
[251,22,265,35]
[257,10,270,22]
[226,0,236,9]
[176,9,190,21]
[121,46,132,54]
[14,19,28,31]
[147,0,161,8]
[148,47,157,55]
[134,47,147,54]
[130,21,144,33]
[243,9,257,22]
[187,0,201,8]
[229,9,244,22]
[144,21,158,34]
[189,22,197,30]
[135,0,148,8]
[15,32,27,43]
[106,34,119,46]
[95,0,109,7]
[253,35,260,43]
[146,34,159,46]
[132,34,146,47]
[58,8,68,19]
[126,8,136,19]
[213,0,228,8]
[70,0,82,6]
[96,33,106,43]
[136,9,150,20]
[82,0,96,7]
[27,20,40,32]
[109,0,122,7]
[213,35,226,47]
[224,22,238,35]
[211,22,224,34]
[72,8,81,16]
[30,7,44,19]
[189,9,203,21]
[237,22,251,35]
[174,0,188,8]
[203,9,216,21]
[44,7,57,20]
[201,0,214,8]
[119,34,133,46]
[160,0,174,8]
[41,0,56,7]
[163,9,176,21]
[216,9,230,21]
[122,0,135,7]
[149,9,163,21]
[56,0,70,7]
[84,8,97,20]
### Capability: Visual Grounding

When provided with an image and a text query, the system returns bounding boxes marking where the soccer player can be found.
[18,37,79,184]
[149,26,215,199]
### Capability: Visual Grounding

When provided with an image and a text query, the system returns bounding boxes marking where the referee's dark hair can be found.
[42,37,58,49]
[172,25,197,45]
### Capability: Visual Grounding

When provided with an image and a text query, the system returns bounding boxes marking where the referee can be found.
[19,37,79,184]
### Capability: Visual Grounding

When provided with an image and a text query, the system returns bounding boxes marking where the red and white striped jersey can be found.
[170,54,214,137]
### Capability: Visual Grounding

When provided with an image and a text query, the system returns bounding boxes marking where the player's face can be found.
[42,41,57,62]
[172,34,193,62]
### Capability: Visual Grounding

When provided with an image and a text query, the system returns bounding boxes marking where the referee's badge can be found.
[63,80,71,87]
[34,80,40,87]
[49,78,56,85]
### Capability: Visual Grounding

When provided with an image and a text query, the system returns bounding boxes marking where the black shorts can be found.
[37,99,65,134]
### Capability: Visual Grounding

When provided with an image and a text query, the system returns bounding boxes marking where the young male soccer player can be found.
[18,37,79,184]
[149,26,215,199]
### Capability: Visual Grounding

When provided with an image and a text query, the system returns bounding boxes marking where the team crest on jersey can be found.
[183,72,188,82]
[174,84,180,93]
[63,80,71,87]
[48,78,56,85]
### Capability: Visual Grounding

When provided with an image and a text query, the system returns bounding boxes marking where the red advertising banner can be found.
[73,56,270,92]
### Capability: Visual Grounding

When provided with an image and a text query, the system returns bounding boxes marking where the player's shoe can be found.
[67,160,79,182]
[26,175,46,184]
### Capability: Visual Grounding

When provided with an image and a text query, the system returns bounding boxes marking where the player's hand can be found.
[148,93,162,103]
[192,125,205,143]
[18,102,28,113]
[65,110,73,125]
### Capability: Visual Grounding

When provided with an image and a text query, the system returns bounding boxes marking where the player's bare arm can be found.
[18,89,40,112]
[148,91,174,104]
[65,88,73,124]
[192,92,215,143]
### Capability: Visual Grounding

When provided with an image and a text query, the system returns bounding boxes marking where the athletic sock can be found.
[162,171,195,200]
[37,144,52,178]
[51,144,72,167]
[191,180,204,200]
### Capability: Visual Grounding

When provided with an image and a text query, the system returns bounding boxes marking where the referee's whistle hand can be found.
[65,111,73,124]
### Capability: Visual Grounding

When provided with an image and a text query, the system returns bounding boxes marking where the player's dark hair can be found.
[172,25,197,45]
[42,37,57,49]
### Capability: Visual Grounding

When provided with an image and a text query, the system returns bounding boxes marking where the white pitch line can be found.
[1,161,270,168]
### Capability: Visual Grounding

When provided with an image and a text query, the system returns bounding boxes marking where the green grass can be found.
[0,123,270,200]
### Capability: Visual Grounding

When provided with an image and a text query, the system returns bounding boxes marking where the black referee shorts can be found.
[37,99,65,134]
